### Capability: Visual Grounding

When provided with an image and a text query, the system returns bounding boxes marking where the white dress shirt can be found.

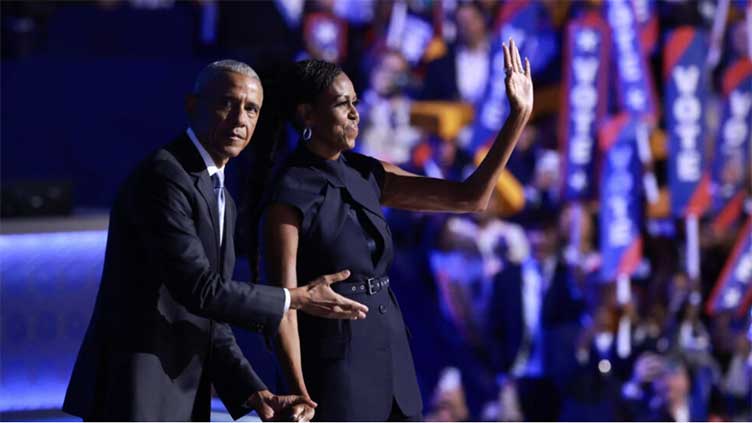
[456,42,490,104]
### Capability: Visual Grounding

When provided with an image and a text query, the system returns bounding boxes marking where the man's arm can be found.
[210,322,267,420]
[133,166,286,334]
[133,164,366,333]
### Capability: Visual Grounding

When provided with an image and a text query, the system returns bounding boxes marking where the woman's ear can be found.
[297,103,314,128]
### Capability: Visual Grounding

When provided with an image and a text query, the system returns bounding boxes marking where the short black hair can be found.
[281,59,343,130]
[291,59,343,106]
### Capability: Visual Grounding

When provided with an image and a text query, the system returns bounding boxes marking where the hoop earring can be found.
[302,127,312,141]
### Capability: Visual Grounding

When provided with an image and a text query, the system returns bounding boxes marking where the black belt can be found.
[335,276,390,296]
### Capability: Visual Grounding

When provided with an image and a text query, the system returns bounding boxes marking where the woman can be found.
[262,39,533,421]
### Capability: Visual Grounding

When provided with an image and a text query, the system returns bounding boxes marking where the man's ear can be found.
[296,103,314,128]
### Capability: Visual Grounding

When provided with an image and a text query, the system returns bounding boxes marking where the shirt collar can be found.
[186,127,223,176]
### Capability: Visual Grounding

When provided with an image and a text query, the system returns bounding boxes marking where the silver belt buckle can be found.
[366,277,378,295]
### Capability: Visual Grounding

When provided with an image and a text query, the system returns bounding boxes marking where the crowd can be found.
[3,0,751,421]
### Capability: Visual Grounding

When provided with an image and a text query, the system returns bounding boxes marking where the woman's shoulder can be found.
[343,151,385,178]
[343,151,386,190]
[272,162,325,196]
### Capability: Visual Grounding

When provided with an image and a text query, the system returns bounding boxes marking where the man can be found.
[485,217,586,421]
[63,60,368,421]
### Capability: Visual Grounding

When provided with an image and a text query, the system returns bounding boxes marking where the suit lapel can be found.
[195,174,221,249]
[167,134,221,251]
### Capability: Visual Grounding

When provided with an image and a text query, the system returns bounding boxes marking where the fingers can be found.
[511,38,523,73]
[335,295,369,318]
[257,403,275,421]
[296,397,317,408]
[290,404,306,421]
[303,406,316,422]
[323,269,351,285]
[525,57,531,77]
[502,42,512,71]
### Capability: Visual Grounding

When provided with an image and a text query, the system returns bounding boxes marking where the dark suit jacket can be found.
[63,134,286,421]
[485,259,585,375]
[419,44,460,101]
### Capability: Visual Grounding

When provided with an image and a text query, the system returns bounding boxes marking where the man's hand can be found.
[247,390,317,422]
[289,269,368,319]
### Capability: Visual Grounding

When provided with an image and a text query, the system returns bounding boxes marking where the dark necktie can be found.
[211,170,225,245]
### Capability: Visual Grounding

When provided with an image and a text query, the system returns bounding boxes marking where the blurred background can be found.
[1,0,751,421]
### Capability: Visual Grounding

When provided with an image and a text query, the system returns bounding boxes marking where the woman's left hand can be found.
[503,38,534,115]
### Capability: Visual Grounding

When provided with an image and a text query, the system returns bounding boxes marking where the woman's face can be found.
[308,72,360,153]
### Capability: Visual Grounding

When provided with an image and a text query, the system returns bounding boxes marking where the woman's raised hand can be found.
[502,38,534,116]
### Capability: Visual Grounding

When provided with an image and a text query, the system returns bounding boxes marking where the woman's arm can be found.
[263,203,314,419]
[380,39,533,213]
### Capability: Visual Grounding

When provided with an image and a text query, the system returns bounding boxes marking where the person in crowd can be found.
[421,1,492,103]
[62,60,369,421]
[356,49,421,164]
[622,354,712,421]
[425,367,471,422]
[485,212,586,421]
[259,40,532,421]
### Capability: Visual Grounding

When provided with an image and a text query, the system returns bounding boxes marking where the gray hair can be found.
[193,59,260,94]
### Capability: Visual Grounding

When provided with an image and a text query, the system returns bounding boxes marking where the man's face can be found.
[187,71,263,167]
[456,5,487,47]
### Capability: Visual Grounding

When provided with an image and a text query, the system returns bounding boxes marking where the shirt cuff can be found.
[283,288,291,313]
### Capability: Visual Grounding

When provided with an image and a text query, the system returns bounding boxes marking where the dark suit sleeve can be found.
[132,163,285,338]
[210,322,265,420]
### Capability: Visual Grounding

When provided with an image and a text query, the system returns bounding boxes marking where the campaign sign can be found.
[599,114,643,282]
[304,12,348,64]
[664,27,711,217]
[559,12,611,201]
[605,0,657,121]
[630,0,658,55]
[707,217,752,315]
[711,59,752,221]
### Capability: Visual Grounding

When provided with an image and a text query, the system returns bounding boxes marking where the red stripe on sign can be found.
[639,16,659,54]
[494,0,530,33]
[706,216,752,315]
[737,280,752,318]
[617,237,643,278]
[712,191,746,233]
[599,113,631,151]
[722,59,752,97]
[663,27,696,80]
[685,172,712,217]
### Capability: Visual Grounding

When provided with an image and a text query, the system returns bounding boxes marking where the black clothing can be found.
[267,144,423,421]
[64,134,286,421]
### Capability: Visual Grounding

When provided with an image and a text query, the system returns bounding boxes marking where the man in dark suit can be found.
[420,2,491,103]
[63,60,368,421]
[485,219,586,421]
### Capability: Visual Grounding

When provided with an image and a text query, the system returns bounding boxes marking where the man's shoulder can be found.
[138,135,196,180]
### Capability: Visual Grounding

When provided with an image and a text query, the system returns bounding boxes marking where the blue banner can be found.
[711,59,752,216]
[467,0,557,152]
[605,0,657,120]
[559,12,611,201]
[599,114,643,282]
[631,0,658,55]
[664,27,711,217]
[707,217,752,315]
